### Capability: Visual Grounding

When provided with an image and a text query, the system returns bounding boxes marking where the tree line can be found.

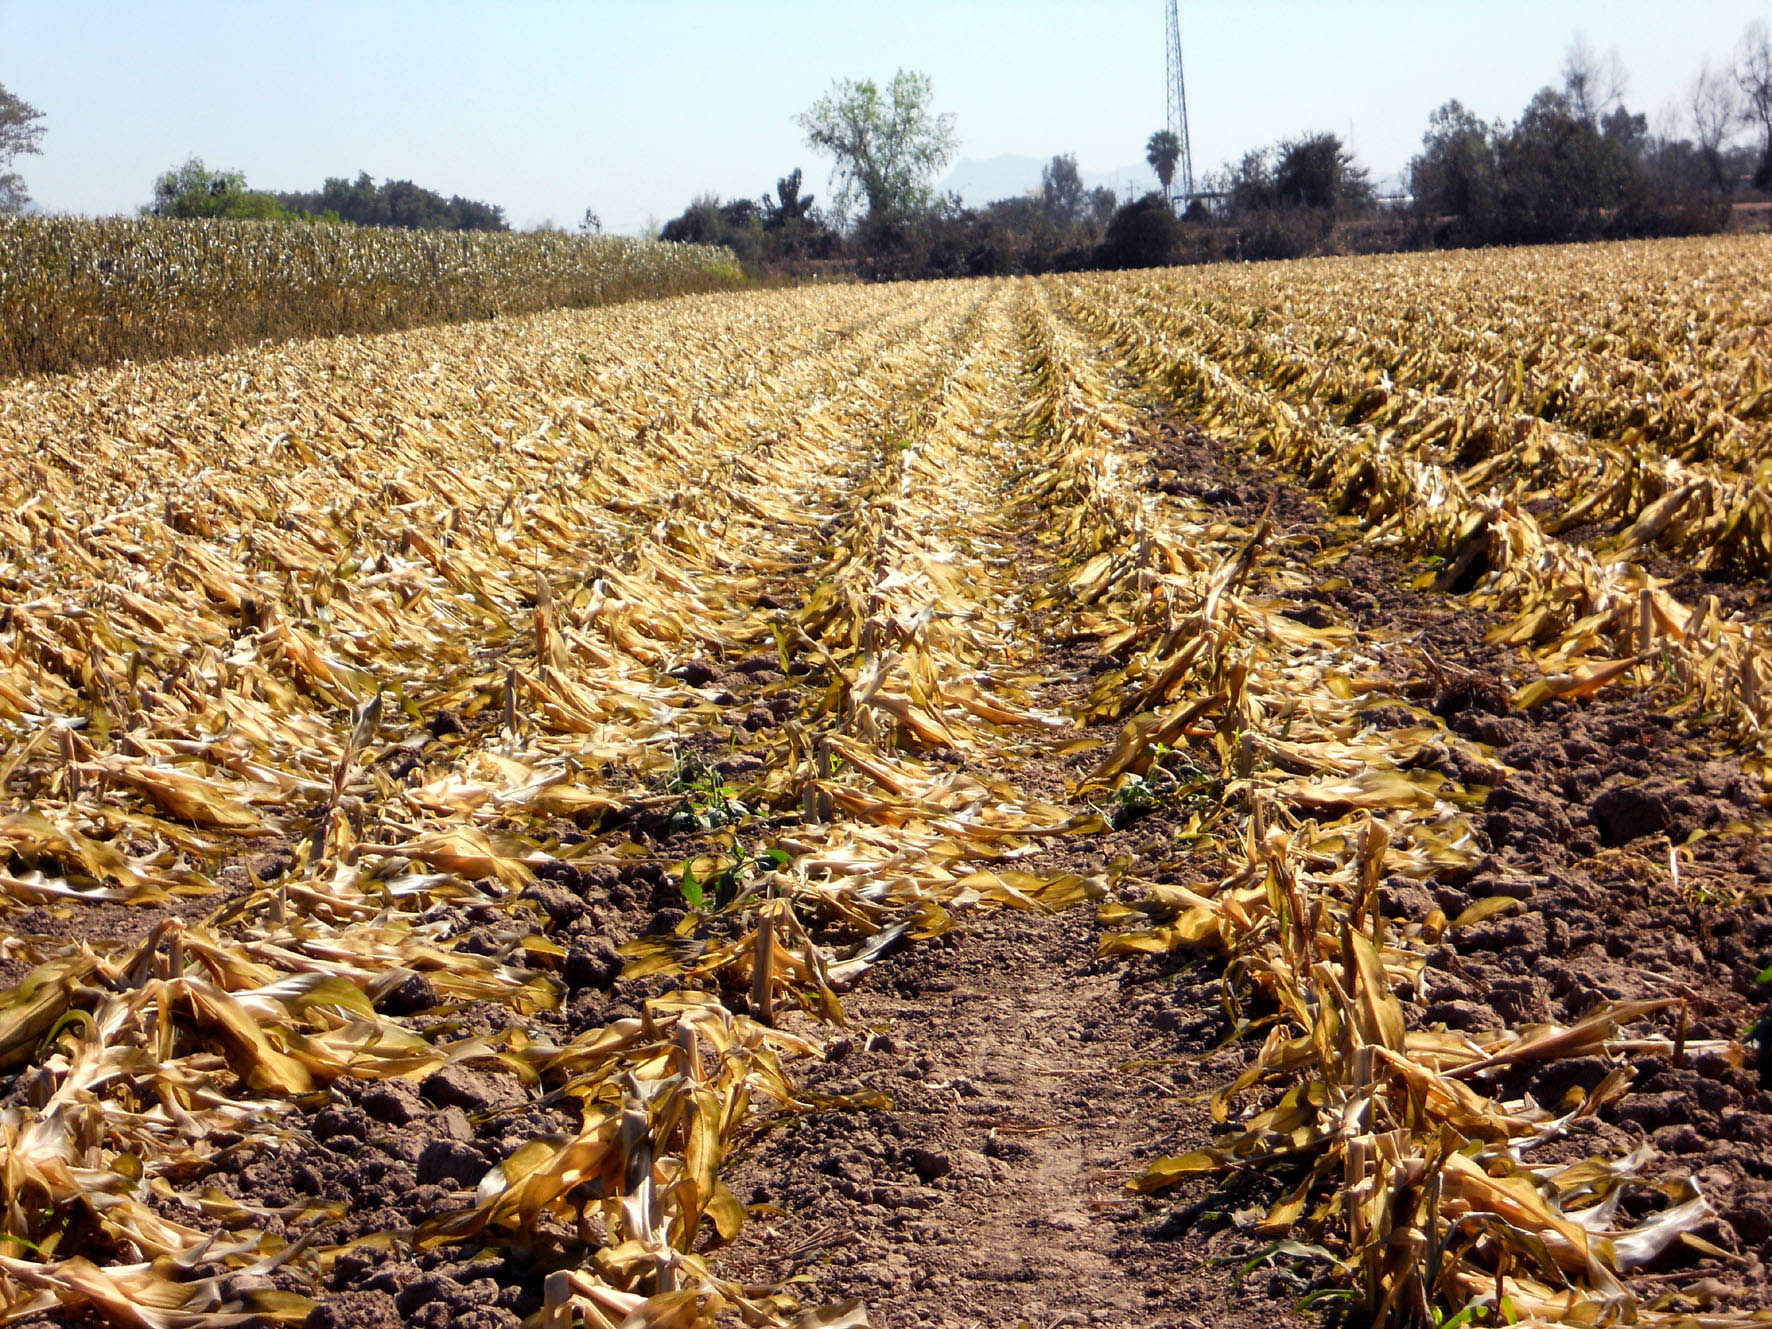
[140,159,513,232]
[0,90,519,234]
[1404,30,1769,250]
[3,21,1769,271]
[659,25,1772,278]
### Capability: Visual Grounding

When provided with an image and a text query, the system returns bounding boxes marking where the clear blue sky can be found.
[5,1,1767,233]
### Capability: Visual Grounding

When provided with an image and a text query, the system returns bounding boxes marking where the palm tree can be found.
[1146,129,1182,198]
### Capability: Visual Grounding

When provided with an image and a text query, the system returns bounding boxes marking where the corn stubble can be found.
[0,235,1768,1327]
[1043,237,1772,1327]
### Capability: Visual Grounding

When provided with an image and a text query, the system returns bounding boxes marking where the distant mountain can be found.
[939,154,1159,207]
[939,155,1045,203]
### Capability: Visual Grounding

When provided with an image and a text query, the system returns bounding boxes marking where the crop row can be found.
[1018,285,1736,1326]
[1072,237,1772,580]
[0,280,985,1323]
[1047,257,1772,745]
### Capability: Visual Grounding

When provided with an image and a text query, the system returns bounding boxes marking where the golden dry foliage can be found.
[1028,240,1772,1327]
[0,216,745,377]
[1048,234,1772,741]
[0,276,1102,1327]
[1,235,1769,1328]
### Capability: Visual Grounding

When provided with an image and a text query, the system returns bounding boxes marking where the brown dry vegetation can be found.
[1,235,1771,1329]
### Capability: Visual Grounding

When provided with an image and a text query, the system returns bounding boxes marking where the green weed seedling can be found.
[663,747,750,834]
[679,845,790,913]
[1101,742,1226,829]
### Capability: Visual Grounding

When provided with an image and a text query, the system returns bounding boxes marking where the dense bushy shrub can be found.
[1099,193,1183,269]
[279,172,508,232]
[1411,90,1732,248]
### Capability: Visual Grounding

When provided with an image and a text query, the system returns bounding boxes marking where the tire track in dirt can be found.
[720,909,1269,1329]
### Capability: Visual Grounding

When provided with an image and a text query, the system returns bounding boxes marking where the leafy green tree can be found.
[279,172,507,231]
[1272,132,1371,212]
[797,70,958,223]
[1102,192,1181,268]
[0,83,46,214]
[1087,185,1118,231]
[1492,87,1633,241]
[1410,101,1501,236]
[1601,105,1648,158]
[660,193,763,262]
[1221,148,1275,214]
[1040,153,1087,227]
[275,173,487,230]
[145,157,289,219]
[1412,80,1725,247]
[1145,129,1182,196]
[1640,134,1719,197]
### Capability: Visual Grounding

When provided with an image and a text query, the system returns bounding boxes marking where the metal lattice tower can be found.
[1164,0,1196,202]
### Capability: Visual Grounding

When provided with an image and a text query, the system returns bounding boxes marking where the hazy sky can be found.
[5,1,1767,233]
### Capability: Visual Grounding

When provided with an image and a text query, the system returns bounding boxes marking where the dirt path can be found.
[705,288,1301,1329]
[720,907,1273,1329]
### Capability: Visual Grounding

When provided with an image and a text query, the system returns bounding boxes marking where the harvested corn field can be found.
[3,233,1772,1329]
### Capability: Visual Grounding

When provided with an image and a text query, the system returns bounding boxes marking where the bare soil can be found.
[716,908,1292,1329]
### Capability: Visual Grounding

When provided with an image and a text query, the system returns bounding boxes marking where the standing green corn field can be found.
[0,215,744,377]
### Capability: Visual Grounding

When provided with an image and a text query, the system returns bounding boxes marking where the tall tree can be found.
[1688,60,1741,189]
[1560,34,1627,125]
[1145,129,1182,197]
[797,70,957,223]
[146,157,288,220]
[1102,191,1182,268]
[1222,148,1275,215]
[762,168,815,227]
[1492,88,1634,243]
[1410,100,1500,231]
[0,83,46,215]
[1040,153,1086,227]
[1272,132,1371,211]
[1086,185,1118,231]
[1738,21,1772,190]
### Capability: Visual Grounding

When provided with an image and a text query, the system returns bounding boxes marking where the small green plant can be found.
[1750,965,1772,1090]
[680,845,790,912]
[662,748,750,834]
[678,865,706,910]
[1099,743,1224,829]
[1104,773,1166,829]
